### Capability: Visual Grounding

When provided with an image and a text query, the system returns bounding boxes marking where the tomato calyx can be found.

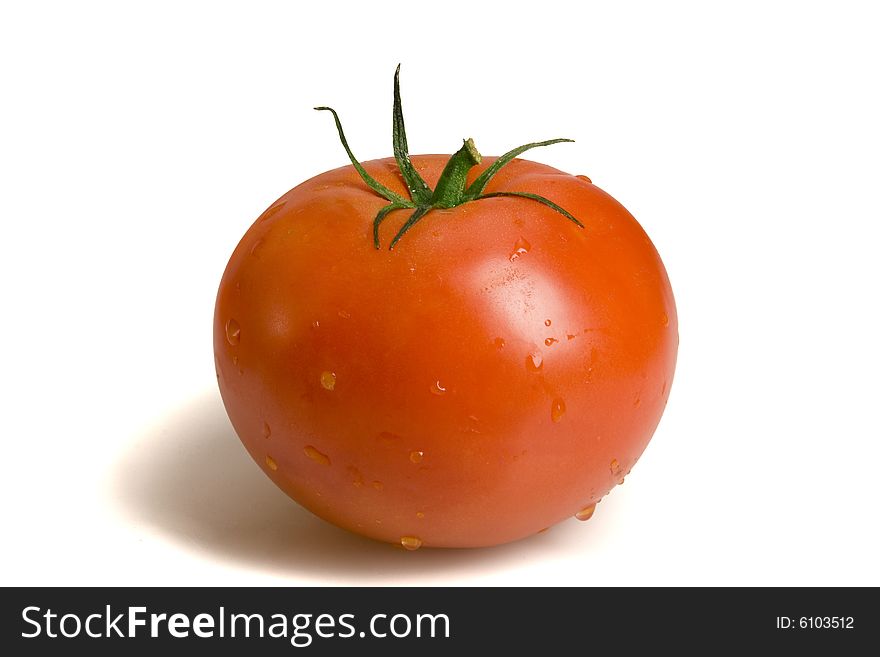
[315,65,585,250]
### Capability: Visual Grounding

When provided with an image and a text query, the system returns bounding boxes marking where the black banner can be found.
[1,587,874,654]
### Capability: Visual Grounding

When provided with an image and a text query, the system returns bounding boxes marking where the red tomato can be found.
[214,70,677,549]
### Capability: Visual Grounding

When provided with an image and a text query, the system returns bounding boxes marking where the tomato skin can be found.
[214,155,677,548]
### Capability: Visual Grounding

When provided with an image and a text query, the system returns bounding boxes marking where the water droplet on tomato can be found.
[377,431,400,447]
[225,318,241,345]
[311,320,320,329]
[662,312,670,327]
[544,319,552,327]
[338,309,351,319]
[576,174,592,184]
[551,398,566,422]
[262,422,271,438]
[372,481,384,491]
[416,511,425,519]
[320,371,336,390]
[566,334,576,341]
[430,380,447,395]
[265,455,278,471]
[463,414,482,434]
[526,351,544,372]
[493,337,505,349]
[304,445,331,466]
[232,355,239,367]
[347,466,364,487]
[400,536,423,551]
[576,503,596,521]
[634,396,641,408]
[610,459,621,477]
[544,337,558,347]
[509,237,531,261]
[258,201,286,222]
[409,450,424,464]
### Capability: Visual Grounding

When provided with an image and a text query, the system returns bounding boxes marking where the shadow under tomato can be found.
[115,390,588,583]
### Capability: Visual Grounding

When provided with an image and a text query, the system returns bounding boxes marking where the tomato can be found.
[214,68,677,548]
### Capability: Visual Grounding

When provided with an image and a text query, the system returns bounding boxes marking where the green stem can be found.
[430,138,482,208]
[389,206,433,250]
[392,66,432,205]
[314,106,412,206]
[464,138,574,200]
[373,202,407,249]
[475,191,584,228]
[315,66,584,250]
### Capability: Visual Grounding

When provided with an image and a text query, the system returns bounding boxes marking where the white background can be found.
[2,0,878,586]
